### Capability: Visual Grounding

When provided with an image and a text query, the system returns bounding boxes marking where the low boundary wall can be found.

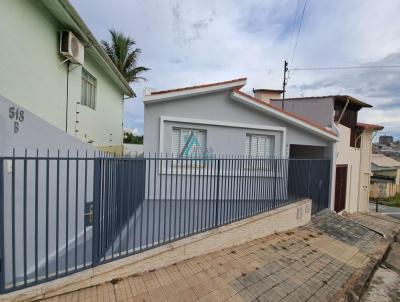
[1,199,312,302]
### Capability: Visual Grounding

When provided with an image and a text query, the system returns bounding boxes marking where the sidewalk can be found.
[361,242,400,302]
[41,211,400,302]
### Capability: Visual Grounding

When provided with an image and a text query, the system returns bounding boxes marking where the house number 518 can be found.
[9,106,24,133]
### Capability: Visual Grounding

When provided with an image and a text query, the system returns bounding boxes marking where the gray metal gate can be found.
[287,159,331,214]
[92,158,146,265]
[0,154,330,293]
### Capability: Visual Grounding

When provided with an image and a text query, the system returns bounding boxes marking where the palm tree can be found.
[101,30,149,86]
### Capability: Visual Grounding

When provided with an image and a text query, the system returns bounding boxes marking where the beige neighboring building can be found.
[370,154,400,198]
[270,95,383,213]
[336,123,383,212]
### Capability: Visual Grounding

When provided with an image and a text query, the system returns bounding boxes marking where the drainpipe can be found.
[329,123,340,211]
[337,99,350,125]
[331,122,341,137]
[329,141,337,211]
[65,61,70,133]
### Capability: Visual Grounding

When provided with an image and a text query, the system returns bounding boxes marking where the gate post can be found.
[0,159,4,293]
[307,160,311,198]
[92,158,101,266]
[273,159,278,208]
[214,158,221,226]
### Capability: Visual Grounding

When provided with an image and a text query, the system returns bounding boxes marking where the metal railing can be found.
[0,152,330,293]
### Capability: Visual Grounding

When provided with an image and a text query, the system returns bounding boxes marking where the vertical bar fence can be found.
[0,152,330,293]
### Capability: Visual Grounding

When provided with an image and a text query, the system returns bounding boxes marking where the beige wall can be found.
[336,125,361,212]
[336,124,375,212]
[254,91,282,104]
[357,130,373,212]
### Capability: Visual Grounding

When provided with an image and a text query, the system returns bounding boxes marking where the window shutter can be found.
[257,136,266,157]
[181,129,190,156]
[245,135,250,156]
[172,129,180,156]
[265,136,274,157]
[250,136,258,157]
[172,128,207,157]
[196,130,207,155]
[246,134,275,158]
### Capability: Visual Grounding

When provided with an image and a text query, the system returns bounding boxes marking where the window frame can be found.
[245,133,276,172]
[245,133,275,158]
[81,68,97,110]
[167,127,209,171]
[171,127,208,158]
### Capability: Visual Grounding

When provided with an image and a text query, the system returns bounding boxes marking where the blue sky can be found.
[70,0,400,139]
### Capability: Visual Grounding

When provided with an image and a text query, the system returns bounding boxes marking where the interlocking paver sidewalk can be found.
[342,211,400,238]
[42,210,397,302]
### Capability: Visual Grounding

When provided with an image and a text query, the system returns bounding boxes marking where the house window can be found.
[81,69,96,109]
[172,128,207,157]
[245,134,275,158]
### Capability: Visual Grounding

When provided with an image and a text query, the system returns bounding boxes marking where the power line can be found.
[290,0,308,66]
[290,65,400,71]
[286,0,300,60]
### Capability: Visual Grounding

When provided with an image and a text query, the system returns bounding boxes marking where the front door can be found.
[335,165,348,212]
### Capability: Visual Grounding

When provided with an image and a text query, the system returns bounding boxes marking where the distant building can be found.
[370,154,400,198]
[379,135,394,145]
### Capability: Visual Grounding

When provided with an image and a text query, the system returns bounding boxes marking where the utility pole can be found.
[282,60,288,110]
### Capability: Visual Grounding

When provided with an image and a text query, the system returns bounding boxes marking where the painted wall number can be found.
[8,106,24,133]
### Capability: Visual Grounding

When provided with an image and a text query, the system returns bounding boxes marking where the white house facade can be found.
[0,0,134,151]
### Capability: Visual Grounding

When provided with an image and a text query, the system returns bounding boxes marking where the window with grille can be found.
[245,134,275,158]
[81,69,97,109]
[172,128,207,157]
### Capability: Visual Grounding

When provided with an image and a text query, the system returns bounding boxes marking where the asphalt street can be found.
[369,202,400,220]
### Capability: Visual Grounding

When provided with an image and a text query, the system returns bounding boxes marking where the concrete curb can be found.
[385,242,400,273]
[335,234,397,302]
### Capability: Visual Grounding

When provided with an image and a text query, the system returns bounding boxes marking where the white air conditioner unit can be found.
[60,30,84,65]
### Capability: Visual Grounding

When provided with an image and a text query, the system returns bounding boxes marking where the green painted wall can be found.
[0,0,124,147]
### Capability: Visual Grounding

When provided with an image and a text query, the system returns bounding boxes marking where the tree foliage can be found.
[101,30,149,89]
[124,132,143,144]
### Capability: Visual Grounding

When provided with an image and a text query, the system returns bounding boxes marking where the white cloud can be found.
[70,0,400,138]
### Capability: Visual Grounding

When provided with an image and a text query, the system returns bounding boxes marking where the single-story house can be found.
[144,78,340,212]
[370,153,400,198]
[0,0,134,153]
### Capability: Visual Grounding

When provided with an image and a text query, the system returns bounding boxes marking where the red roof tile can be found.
[234,90,338,137]
[150,78,247,95]
[357,123,384,131]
